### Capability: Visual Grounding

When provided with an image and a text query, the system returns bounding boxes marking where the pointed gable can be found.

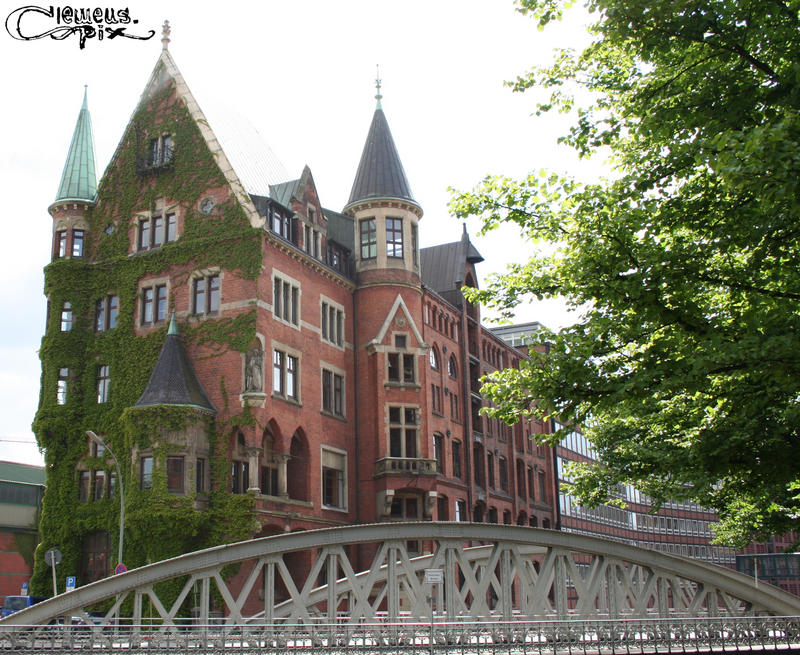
[346,107,416,208]
[369,294,426,349]
[107,48,288,228]
[55,88,97,202]
[133,315,215,413]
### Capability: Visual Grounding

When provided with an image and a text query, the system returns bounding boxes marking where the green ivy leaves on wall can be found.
[31,78,260,604]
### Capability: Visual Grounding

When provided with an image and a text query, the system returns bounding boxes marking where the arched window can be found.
[448,355,458,379]
[287,431,309,501]
[429,346,439,370]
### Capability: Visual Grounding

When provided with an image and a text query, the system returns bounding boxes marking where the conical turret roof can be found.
[346,104,416,209]
[55,88,97,202]
[133,314,216,413]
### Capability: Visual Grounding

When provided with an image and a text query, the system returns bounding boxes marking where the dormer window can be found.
[149,135,173,167]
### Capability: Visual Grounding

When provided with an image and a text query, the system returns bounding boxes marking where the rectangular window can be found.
[92,471,105,501]
[433,434,444,473]
[78,471,90,502]
[261,463,278,495]
[273,348,299,401]
[95,298,105,332]
[411,223,418,267]
[431,384,442,414]
[166,213,177,242]
[450,393,460,421]
[97,364,110,403]
[167,456,184,493]
[156,284,168,321]
[487,452,495,489]
[322,368,345,417]
[455,499,467,522]
[138,218,151,250]
[499,457,508,492]
[72,230,84,257]
[196,458,206,493]
[141,287,154,324]
[153,215,164,248]
[322,449,346,509]
[388,406,418,459]
[137,213,177,251]
[452,440,462,479]
[231,460,248,494]
[140,285,166,325]
[149,134,173,167]
[57,367,69,405]
[140,456,153,490]
[527,466,535,499]
[359,218,376,259]
[193,274,219,315]
[386,217,403,258]
[539,470,547,502]
[56,230,67,258]
[321,301,344,347]
[273,274,299,326]
[61,302,73,332]
[273,349,284,395]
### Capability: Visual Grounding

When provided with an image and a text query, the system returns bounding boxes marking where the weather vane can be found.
[375,65,383,109]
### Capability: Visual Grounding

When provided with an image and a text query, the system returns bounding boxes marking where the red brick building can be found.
[33,37,555,590]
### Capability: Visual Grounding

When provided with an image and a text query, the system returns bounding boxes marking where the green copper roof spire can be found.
[168,310,178,335]
[55,86,97,202]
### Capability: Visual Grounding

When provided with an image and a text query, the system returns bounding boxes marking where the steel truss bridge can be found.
[2,523,799,653]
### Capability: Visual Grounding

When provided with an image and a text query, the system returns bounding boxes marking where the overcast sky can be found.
[0,1,600,466]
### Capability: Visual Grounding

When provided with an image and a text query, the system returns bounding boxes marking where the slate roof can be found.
[133,315,215,413]
[420,225,484,296]
[55,88,97,202]
[323,207,355,254]
[346,107,416,208]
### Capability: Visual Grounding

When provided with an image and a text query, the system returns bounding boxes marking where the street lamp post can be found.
[86,431,125,569]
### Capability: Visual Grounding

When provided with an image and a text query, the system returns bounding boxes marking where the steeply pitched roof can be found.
[55,88,97,202]
[133,315,215,413]
[108,48,288,229]
[420,225,484,296]
[346,107,416,209]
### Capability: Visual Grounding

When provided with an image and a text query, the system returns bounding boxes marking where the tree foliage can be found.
[451,0,800,547]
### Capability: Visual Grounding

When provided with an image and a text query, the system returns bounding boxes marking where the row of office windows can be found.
[559,492,716,537]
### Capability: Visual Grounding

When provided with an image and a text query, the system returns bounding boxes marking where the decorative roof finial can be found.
[161,20,171,50]
[375,64,383,110]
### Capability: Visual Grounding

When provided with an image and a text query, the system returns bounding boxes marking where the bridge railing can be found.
[2,616,799,653]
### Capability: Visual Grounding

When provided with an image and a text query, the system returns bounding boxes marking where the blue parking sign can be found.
[66,576,76,591]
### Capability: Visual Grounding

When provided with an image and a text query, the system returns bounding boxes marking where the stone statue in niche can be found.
[244,348,264,392]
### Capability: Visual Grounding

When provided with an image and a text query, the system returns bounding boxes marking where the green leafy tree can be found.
[451,0,800,547]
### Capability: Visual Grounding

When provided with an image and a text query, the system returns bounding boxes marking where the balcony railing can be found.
[375,457,437,476]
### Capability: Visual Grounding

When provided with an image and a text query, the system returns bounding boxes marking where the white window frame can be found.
[321,446,347,511]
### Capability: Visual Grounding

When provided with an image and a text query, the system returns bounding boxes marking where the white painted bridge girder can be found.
[2,523,799,630]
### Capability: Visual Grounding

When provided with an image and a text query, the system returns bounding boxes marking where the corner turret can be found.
[344,79,422,284]
[48,87,97,260]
